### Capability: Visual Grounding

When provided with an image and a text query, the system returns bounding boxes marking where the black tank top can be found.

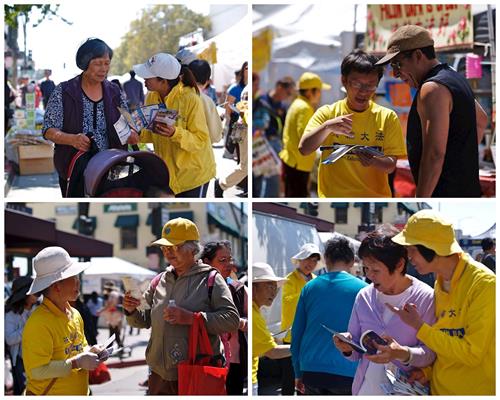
[407,63,481,197]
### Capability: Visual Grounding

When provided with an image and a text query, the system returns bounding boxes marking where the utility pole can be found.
[353,4,358,50]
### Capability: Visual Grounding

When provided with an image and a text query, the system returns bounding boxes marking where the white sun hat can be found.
[27,247,89,295]
[252,262,286,287]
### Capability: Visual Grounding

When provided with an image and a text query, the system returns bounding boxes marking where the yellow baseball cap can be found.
[298,72,331,90]
[392,210,462,256]
[152,217,200,247]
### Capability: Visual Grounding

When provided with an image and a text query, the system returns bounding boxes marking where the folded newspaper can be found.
[121,276,151,311]
[321,145,384,165]
[114,104,178,145]
[380,364,429,395]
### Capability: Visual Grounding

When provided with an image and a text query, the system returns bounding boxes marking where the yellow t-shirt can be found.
[417,253,495,395]
[22,298,89,395]
[281,269,316,343]
[140,83,216,194]
[304,98,406,197]
[279,96,317,172]
[252,301,277,384]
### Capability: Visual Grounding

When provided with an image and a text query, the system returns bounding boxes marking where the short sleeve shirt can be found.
[304,98,406,197]
[252,301,277,384]
[279,96,317,172]
[22,298,89,395]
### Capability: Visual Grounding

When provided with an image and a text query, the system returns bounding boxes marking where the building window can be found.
[335,207,348,224]
[121,227,138,249]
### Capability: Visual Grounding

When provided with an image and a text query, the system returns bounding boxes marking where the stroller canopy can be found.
[84,149,171,197]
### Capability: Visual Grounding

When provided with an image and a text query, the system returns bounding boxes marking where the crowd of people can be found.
[252,209,495,395]
[4,217,248,395]
[253,24,489,198]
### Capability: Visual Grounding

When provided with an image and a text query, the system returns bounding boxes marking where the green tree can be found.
[5,5,71,83]
[110,5,211,75]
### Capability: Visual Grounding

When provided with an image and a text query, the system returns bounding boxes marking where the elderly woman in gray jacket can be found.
[124,218,239,395]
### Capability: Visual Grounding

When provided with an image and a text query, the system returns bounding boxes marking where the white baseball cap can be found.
[291,243,321,265]
[252,262,286,287]
[133,53,181,80]
[27,247,89,295]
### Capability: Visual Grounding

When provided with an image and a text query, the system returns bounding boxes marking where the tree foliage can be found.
[110,5,211,75]
[4,4,71,28]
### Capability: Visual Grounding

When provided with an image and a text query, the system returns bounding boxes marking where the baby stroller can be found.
[83,149,172,197]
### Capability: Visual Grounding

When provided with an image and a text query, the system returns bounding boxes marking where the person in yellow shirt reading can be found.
[280,243,320,395]
[299,50,407,197]
[128,53,216,197]
[389,210,495,395]
[22,247,110,395]
[252,263,291,396]
[279,73,331,197]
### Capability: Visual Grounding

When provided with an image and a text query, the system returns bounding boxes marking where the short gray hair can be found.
[181,240,203,259]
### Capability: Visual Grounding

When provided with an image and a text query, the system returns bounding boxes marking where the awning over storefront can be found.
[206,203,247,238]
[146,211,194,226]
[397,202,432,215]
[330,203,349,208]
[114,215,139,228]
[5,209,113,258]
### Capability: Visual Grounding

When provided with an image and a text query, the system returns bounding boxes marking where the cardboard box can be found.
[18,144,55,175]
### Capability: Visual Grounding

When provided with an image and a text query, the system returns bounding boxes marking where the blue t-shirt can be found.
[228,83,244,103]
[291,271,367,379]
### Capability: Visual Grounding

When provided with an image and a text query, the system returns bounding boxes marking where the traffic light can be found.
[300,202,319,217]
[151,205,163,237]
[308,202,319,217]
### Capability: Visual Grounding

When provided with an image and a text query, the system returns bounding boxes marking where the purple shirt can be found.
[346,275,436,395]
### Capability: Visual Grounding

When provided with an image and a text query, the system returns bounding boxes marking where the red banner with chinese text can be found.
[366,4,473,53]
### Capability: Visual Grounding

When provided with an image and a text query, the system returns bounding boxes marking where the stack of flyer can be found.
[321,144,384,165]
[114,104,178,145]
[380,363,429,395]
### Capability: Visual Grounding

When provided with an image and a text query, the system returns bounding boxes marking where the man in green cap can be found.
[388,209,495,395]
[375,25,488,197]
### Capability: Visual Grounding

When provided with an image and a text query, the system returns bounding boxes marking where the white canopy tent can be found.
[187,12,250,93]
[253,4,364,104]
[82,257,156,295]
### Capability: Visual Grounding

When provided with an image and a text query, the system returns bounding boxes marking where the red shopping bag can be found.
[89,362,111,385]
[177,313,228,395]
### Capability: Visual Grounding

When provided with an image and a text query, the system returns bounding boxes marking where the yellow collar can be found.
[42,297,73,319]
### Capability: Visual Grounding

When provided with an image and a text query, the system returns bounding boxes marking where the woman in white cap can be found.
[252,262,291,395]
[123,218,239,395]
[280,243,320,395]
[128,53,216,198]
[22,247,109,395]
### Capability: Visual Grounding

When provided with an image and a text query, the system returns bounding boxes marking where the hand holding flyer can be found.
[323,324,387,354]
[122,276,150,311]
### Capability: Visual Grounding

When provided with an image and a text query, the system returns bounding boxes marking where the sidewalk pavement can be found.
[5,145,244,199]
[96,326,149,369]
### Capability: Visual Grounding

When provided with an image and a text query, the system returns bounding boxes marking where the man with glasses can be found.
[375,25,488,197]
[300,50,406,197]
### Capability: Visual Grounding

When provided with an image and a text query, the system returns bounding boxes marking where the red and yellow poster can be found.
[366,4,473,53]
